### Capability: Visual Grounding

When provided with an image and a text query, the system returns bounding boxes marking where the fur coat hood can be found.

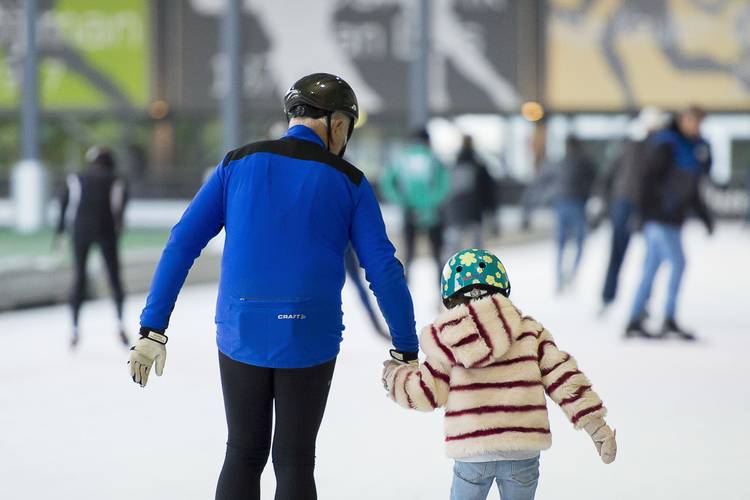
[420,293,522,369]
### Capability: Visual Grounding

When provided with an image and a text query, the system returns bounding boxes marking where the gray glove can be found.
[584,418,617,464]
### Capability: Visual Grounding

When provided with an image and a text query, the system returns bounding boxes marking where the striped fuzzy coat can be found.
[384,294,606,459]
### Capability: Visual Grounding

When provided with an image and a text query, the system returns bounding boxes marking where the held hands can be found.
[382,350,417,391]
[382,360,399,392]
[128,330,168,387]
[584,418,617,464]
[382,350,418,393]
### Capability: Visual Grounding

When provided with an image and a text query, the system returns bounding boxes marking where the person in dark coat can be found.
[600,107,669,313]
[443,135,498,258]
[56,146,129,348]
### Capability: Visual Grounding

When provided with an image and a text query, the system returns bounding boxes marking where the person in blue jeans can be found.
[554,198,587,291]
[550,137,597,291]
[382,249,616,500]
[627,106,714,340]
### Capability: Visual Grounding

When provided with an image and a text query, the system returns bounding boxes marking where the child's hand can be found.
[382,360,400,392]
[584,418,617,464]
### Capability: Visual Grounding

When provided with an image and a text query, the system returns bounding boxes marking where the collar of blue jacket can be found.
[285,124,326,148]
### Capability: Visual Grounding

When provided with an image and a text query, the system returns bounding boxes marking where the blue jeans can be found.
[555,200,587,289]
[451,457,540,500]
[629,222,686,322]
[602,199,635,304]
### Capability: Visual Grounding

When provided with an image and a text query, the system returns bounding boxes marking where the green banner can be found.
[0,0,149,110]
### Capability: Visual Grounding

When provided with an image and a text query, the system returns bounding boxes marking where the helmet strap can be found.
[326,112,349,157]
[326,113,332,153]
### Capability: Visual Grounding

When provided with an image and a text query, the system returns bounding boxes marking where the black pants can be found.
[70,231,124,327]
[216,352,336,500]
[403,210,443,284]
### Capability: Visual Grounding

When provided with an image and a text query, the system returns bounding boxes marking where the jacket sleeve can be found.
[139,164,226,332]
[537,328,607,429]
[477,163,497,213]
[639,141,672,212]
[56,178,70,235]
[379,164,403,206]
[691,179,714,231]
[385,354,451,412]
[350,178,418,353]
[429,159,451,207]
[112,176,128,234]
[597,146,622,204]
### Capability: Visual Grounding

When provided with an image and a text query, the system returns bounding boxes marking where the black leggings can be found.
[216,352,336,500]
[70,232,124,327]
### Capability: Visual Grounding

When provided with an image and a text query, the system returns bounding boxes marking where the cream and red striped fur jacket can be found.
[383,293,607,459]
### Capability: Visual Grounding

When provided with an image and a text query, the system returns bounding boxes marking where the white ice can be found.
[1,222,748,499]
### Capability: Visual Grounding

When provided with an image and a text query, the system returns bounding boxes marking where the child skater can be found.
[383,249,616,500]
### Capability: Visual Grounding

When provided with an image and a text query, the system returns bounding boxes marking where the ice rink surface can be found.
[1,222,748,499]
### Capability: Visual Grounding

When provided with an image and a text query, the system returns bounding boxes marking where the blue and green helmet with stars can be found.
[441,249,510,301]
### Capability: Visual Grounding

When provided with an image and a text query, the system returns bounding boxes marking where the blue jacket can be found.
[140,125,418,368]
[640,126,712,228]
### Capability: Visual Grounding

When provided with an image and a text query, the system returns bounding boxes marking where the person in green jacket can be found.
[381,128,450,283]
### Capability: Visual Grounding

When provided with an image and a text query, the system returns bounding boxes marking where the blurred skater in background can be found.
[56,146,129,348]
[521,119,548,231]
[626,106,714,340]
[549,136,597,292]
[443,134,498,259]
[381,128,450,283]
[599,107,669,314]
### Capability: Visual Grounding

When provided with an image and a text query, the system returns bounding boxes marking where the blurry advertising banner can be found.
[161,0,538,116]
[546,0,750,111]
[0,0,149,110]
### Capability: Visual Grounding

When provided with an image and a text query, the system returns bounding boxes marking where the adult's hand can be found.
[128,330,168,387]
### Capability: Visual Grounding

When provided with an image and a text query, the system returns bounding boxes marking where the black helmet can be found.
[284,73,358,122]
[85,146,115,169]
[284,73,359,155]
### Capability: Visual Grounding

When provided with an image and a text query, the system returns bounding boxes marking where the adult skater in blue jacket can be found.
[128,73,419,500]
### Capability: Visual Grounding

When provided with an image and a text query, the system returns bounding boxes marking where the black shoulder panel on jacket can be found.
[222,137,363,186]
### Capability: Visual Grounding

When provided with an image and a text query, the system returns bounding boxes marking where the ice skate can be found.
[660,318,697,342]
[624,319,658,339]
[118,329,131,347]
[597,302,611,318]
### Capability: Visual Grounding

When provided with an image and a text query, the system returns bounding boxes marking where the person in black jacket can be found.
[626,106,714,340]
[57,146,129,348]
[599,107,668,313]
[443,135,497,258]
